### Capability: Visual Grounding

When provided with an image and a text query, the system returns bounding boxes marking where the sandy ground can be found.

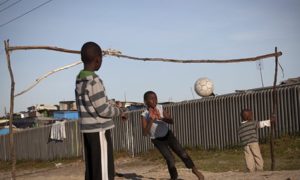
[1,158,299,180]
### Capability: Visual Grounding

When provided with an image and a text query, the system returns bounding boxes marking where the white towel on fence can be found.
[50,121,66,141]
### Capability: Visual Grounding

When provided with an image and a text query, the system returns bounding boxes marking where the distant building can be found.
[12,113,22,119]
[53,111,78,120]
[12,117,37,129]
[123,101,145,111]
[27,104,58,118]
[59,101,77,111]
[51,101,79,120]
[0,119,17,136]
[280,77,300,85]
[19,111,29,118]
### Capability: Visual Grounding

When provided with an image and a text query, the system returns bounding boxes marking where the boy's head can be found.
[143,91,157,108]
[81,42,102,71]
[241,109,253,121]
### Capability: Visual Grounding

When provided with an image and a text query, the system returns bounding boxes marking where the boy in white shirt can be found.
[141,91,204,180]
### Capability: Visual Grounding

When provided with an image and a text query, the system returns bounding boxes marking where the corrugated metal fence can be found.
[122,84,300,155]
[0,120,82,161]
[1,84,299,160]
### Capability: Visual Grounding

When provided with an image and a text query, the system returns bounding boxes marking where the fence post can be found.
[270,47,279,170]
[4,40,16,180]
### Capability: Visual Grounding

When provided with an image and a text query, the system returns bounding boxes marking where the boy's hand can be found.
[121,112,128,121]
[149,108,159,121]
[270,114,276,123]
[149,113,156,122]
[163,110,171,119]
[116,101,122,108]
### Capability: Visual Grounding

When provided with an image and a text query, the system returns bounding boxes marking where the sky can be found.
[0,0,299,116]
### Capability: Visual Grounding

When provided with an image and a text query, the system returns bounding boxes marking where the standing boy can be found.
[238,109,272,172]
[141,91,204,180]
[75,42,125,180]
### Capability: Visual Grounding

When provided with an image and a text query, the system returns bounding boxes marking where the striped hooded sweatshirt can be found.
[75,70,122,133]
[238,121,258,146]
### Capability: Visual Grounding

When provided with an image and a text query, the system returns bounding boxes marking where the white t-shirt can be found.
[141,105,169,139]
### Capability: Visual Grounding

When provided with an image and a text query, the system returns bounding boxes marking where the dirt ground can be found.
[1,158,299,180]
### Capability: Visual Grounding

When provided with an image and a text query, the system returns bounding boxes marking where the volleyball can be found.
[194,77,214,97]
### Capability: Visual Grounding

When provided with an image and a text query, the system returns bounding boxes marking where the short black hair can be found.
[241,108,252,117]
[143,91,156,101]
[241,108,252,113]
[81,42,102,64]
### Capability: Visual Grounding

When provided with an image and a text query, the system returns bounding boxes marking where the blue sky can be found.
[0,0,299,116]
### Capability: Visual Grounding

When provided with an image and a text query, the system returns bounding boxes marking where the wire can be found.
[0,0,54,28]
[0,0,23,13]
[0,0,10,6]
[278,62,285,78]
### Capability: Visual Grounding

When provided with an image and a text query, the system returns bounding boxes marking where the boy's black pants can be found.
[151,130,195,180]
[83,130,115,180]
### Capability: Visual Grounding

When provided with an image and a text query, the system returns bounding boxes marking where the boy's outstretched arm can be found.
[115,101,128,121]
[258,117,275,128]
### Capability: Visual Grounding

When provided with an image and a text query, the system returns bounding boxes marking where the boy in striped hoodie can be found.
[75,42,125,180]
[238,109,273,172]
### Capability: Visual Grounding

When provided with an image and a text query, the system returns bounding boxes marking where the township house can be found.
[3,100,146,131]
[0,119,10,136]
[12,101,78,129]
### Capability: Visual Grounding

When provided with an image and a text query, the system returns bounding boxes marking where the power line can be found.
[0,0,54,28]
[0,0,23,13]
[0,0,10,6]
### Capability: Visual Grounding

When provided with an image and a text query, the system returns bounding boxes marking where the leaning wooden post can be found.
[4,40,16,180]
[270,47,279,171]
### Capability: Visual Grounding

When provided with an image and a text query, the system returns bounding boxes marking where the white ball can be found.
[194,77,214,97]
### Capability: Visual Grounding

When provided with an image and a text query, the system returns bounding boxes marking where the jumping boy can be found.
[238,108,273,172]
[75,42,125,180]
[141,91,204,180]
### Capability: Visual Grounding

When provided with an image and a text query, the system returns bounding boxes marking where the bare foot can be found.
[192,166,204,180]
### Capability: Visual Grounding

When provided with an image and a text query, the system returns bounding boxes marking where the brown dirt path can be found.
[0,158,299,180]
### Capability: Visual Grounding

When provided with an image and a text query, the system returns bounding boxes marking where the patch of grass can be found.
[261,135,300,171]
[136,135,300,172]
[184,147,243,172]
[0,157,80,172]
[1,135,299,173]
[114,150,132,159]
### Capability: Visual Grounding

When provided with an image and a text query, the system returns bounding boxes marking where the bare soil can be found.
[0,158,299,180]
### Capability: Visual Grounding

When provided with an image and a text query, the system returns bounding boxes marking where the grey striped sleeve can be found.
[88,76,121,118]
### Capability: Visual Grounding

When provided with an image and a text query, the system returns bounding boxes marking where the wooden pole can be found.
[8,45,80,54]
[14,61,82,97]
[115,51,283,64]
[270,47,279,171]
[7,45,282,64]
[4,40,16,180]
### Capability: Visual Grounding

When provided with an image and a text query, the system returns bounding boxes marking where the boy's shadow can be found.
[116,172,146,180]
[116,172,183,180]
